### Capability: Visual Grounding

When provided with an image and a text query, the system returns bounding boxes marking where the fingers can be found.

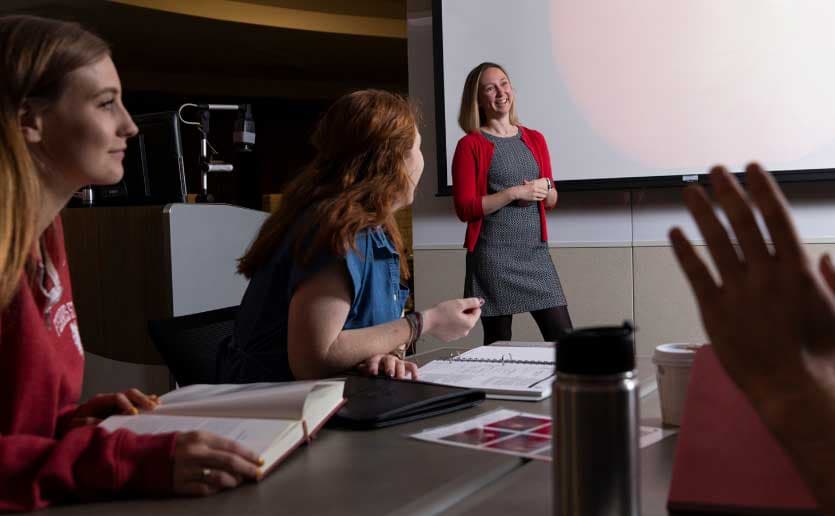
[177,432,261,478]
[200,450,261,481]
[199,468,242,490]
[669,227,720,308]
[463,307,481,327]
[682,182,743,280]
[520,181,547,201]
[381,355,397,377]
[75,388,162,420]
[745,163,805,266]
[178,468,241,497]
[124,388,160,411]
[404,361,419,380]
[459,297,484,312]
[362,354,383,376]
[173,432,263,497]
[360,356,414,380]
[709,166,770,268]
[106,393,140,415]
[394,359,406,379]
[201,433,263,467]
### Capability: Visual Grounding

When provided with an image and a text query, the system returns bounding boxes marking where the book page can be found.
[100,414,295,457]
[152,381,342,420]
[418,360,555,393]
[455,346,555,364]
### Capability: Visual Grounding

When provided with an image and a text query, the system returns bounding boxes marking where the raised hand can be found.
[669,163,835,515]
[669,164,835,404]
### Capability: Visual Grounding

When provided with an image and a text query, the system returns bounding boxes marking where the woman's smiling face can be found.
[478,66,514,120]
[30,56,138,191]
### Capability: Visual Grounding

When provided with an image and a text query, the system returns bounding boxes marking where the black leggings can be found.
[481,306,573,345]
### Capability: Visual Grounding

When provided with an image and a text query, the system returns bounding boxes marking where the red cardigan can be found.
[452,126,555,252]
[0,218,176,512]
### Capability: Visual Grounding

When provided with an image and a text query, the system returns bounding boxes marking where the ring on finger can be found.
[201,468,212,481]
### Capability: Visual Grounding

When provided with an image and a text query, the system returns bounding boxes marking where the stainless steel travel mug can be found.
[554,322,639,516]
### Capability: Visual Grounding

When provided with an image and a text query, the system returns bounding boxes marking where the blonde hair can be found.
[457,62,520,133]
[0,15,109,309]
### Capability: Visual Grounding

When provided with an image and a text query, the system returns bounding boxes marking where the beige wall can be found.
[413,246,635,352]
[414,242,835,357]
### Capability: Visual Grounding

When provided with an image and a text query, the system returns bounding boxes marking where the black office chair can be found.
[147,305,238,387]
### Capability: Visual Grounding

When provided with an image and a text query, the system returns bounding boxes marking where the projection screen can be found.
[434,0,835,193]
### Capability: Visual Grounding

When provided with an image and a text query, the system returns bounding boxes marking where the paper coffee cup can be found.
[652,343,704,426]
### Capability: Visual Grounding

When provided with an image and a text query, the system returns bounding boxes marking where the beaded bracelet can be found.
[393,312,423,360]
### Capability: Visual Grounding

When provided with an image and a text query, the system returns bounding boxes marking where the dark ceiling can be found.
[1,1,408,99]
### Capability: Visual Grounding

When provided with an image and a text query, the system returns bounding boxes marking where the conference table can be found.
[41,347,676,516]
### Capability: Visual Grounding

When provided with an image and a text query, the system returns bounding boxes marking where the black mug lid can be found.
[556,321,635,375]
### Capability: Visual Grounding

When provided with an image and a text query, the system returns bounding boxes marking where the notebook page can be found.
[455,345,555,364]
[418,360,555,393]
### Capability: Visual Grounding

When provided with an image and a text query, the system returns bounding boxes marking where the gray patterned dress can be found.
[464,130,567,317]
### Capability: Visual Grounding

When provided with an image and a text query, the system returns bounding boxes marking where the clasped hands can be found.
[513,177,550,203]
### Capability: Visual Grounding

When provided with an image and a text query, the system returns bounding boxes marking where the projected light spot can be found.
[550,0,835,170]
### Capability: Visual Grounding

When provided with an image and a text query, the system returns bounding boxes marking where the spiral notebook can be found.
[417,345,556,401]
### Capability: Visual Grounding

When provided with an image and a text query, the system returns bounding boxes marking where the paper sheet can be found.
[417,361,554,396]
[100,414,295,456]
[411,409,674,461]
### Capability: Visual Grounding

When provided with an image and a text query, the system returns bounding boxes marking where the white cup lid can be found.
[652,342,706,365]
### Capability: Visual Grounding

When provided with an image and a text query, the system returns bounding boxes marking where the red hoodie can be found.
[0,218,176,512]
[451,126,555,252]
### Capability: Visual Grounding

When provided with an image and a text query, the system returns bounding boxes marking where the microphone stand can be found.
[179,103,239,203]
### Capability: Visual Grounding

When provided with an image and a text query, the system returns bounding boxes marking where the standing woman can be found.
[452,62,572,345]
[221,89,481,383]
[0,15,260,511]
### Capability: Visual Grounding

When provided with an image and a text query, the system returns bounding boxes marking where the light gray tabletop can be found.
[39,346,676,515]
[426,346,677,516]
[441,426,677,516]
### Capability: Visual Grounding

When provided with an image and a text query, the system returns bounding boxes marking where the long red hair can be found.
[238,89,418,280]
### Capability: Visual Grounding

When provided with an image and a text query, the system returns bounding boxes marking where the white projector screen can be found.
[434,0,835,193]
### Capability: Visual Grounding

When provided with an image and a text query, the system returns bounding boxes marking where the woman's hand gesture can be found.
[423,297,483,342]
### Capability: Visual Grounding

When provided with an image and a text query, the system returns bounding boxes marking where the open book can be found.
[417,345,555,401]
[99,381,345,475]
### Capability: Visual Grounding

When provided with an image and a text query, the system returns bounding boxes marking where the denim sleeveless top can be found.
[219,226,409,383]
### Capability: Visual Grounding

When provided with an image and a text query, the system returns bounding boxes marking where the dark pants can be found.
[480,305,573,345]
